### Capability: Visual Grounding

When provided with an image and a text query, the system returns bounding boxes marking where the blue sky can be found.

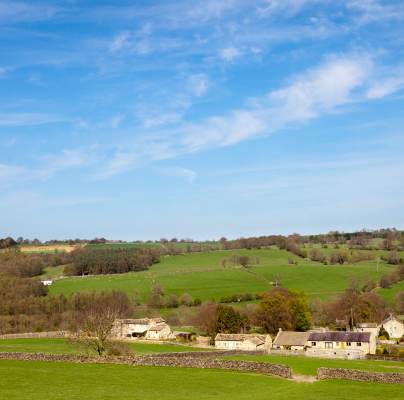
[1,0,404,240]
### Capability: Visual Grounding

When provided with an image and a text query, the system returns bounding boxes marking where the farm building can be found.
[306,331,376,359]
[354,322,379,336]
[214,334,272,352]
[378,315,404,339]
[272,330,310,351]
[112,318,174,340]
[41,280,53,286]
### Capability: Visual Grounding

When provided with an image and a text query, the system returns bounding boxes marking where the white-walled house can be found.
[306,331,376,359]
[215,334,272,352]
[145,323,173,340]
[41,280,53,286]
[378,315,404,339]
[112,318,174,340]
[354,323,379,339]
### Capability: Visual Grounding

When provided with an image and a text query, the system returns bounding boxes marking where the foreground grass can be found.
[49,248,398,302]
[228,354,404,376]
[0,360,403,400]
[0,338,206,355]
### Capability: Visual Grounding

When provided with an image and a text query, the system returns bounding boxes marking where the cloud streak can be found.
[99,54,375,177]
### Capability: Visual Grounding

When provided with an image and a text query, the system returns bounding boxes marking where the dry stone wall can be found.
[318,368,404,384]
[0,331,68,339]
[0,352,292,379]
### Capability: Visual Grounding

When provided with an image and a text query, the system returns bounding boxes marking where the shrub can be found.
[106,341,134,356]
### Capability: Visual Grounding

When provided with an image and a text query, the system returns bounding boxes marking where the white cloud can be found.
[0,164,25,185]
[0,1,58,22]
[99,54,373,178]
[110,115,124,129]
[366,68,404,99]
[109,31,131,52]
[257,0,319,16]
[36,148,96,180]
[0,112,63,127]
[220,46,242,62]
[159,167,197,183]
[0,66,10,78]
[96,151,138,179]
[188,74,210,97]
[347,0,404,24]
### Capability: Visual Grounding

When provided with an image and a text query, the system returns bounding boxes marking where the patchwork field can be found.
[1,359,403,400]
[19,244,80,253]
[47,248,401,303]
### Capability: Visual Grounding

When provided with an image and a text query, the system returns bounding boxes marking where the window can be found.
[311,342,316,346]
[356,342,362,347]
[346,342,351,346]
[325,342,333,349]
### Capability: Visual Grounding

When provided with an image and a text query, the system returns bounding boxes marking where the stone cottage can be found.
[112,318,174,340]
[272,330,310,351]
[214,333,272,352]
[306,331,376,359]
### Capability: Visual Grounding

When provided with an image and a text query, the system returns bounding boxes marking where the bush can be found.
[106,341,134,356]
[165,294,179,308]
[379,326,390,340]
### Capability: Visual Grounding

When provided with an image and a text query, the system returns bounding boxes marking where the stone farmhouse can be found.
[306,331,376,359]
[215,334,272,352]
[112,318,174,340]
[378,315,404,339]
[272,329,376,359]
[272,331,310,351]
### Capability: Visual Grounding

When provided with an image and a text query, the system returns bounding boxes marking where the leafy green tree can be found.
[214,305,248,334]
[254,288,312,333]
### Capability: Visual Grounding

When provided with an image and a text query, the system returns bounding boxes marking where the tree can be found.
[379,326,390,340]
[71,291,133,356]
[180,293,194,306]
[254,288,311,334]
[214,304,248,335]
[238,256,251,268]
[396,292,404,315]
[166,294,179,308]
[192,302,218,336]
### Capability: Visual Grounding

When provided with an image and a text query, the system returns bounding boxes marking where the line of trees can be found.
[64,247,161,276]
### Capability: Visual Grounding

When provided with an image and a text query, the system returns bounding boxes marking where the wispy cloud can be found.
[99,54,375,178]
[220,46,242,62]
[0,1,59,22]
[366,65,404,99]
[157,167,197,183]
[0,112,63,127]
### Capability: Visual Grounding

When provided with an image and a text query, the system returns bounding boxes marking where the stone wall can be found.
[0,331,68,340]
[317,368,404,384]
[0,352,292,379]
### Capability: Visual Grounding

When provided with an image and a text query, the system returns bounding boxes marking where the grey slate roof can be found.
[308,331,371,342]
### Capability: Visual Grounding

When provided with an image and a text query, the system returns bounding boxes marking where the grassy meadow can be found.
[0,338,205,355]
[1,359,403,400]
[227,354,404,376]
[47,247,401,303]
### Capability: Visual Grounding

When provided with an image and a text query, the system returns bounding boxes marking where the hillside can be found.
[48,247,401,303]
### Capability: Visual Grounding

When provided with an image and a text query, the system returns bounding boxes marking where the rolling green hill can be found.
[48,248,400,303]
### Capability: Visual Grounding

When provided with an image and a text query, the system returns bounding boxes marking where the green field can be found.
[1,360,403,400]
[0,338,206,355]
[48,248,400,302]
[227,354,404,376]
